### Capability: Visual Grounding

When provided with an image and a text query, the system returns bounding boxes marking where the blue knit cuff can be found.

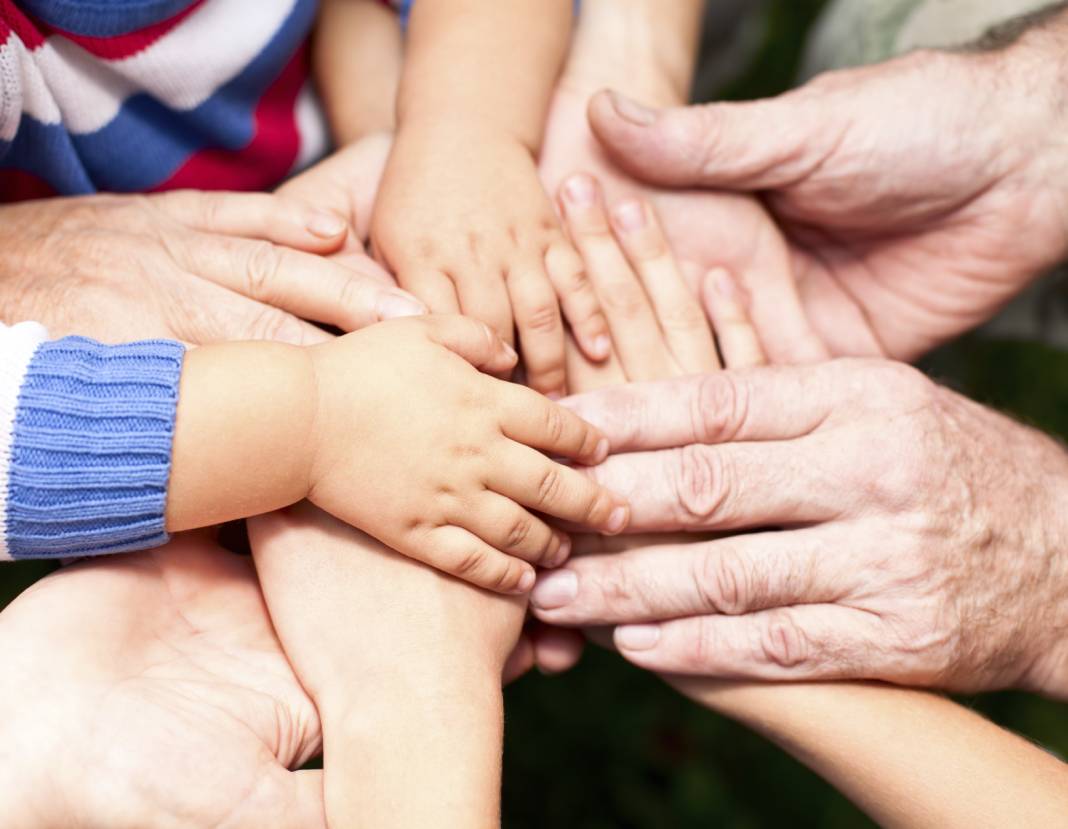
[6,337,186,559]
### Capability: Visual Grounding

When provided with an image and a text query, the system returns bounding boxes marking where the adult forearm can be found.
[565,0,704,105]
[399,0,571,150]
[683,680,1068,828]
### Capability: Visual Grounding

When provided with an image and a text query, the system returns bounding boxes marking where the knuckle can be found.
[542,406,566,445]
[597,559,638,610]
[453,547,489,579]
[522,302,562,333]
[760,611,809,669]
[658,302,709,333]
[693,546,750,615]
[246,308,306,344]
[536,466,563,506]
[673,445,731,524]
[600,284,648,318]
[505,515,532,551]
[692,372,748,443]
[681,616,718,670]
[243,241,282,300]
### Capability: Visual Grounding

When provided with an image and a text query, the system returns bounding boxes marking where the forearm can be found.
[681,680,1068,827]
[313,0,402,144]
[564,0,704,106]
[166,342,315,530]
[399,0,571,150]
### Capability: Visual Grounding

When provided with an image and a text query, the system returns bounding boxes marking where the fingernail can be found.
[610,91,656,127]
[546,390,564,401]
[553,535,572,566]
[502,341,519,362]
[593,437,610,464]
[530,569,578,609]
[307,211,347,239]
[613,200,646,233]
[564,174,596,207]
[516,569,537,594]
[616,624,660,650]
[711,268,740,304]
[592,334,612,360]
[606,505,629,534]
[377,293,426,320]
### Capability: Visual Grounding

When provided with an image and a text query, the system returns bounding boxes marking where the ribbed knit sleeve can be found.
[2,336,186,560]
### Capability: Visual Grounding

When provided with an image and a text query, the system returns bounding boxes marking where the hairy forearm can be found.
[166,342,316,530]
[681,680,1068,827]
[313,0,402,144]
[398,0,571,151]
[564,0,704,106]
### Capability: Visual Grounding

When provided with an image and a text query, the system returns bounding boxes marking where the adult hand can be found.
[589,22,1068,360]
[535,360,1068,697]
[0,533,326,828]
[0,187,421,345]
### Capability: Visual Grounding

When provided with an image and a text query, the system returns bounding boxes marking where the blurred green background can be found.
[2,1,1066,826]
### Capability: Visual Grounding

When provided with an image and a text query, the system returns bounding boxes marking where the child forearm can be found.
[399,0,572,151]
[313,0,403,144]
[682,680,1068,827]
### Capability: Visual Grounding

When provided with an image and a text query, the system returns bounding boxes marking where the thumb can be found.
[424,314,518,376]
[587,88,830,191]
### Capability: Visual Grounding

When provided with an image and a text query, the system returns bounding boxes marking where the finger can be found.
[456,492,571,568]
[496,382,608,465]
[530,622,585,674]
[562,363,852,451]
[614,604,887,681]
[423,314,518,375]
[453,266,514,346]
[486,443,628,534]
[587,88,831,191]
[544,237,611,362]
[154,190,348,253]
[177,234,427,331]
[609,198,719,374]
[507,259,567,398]
[701,268,768,369]
[559,174,671,381]
[530,527,845,624]
[399,268,462,315]
[503,634,537,684]
[585,441,848,532]
[421,525,535,594]
[180,275,333,345]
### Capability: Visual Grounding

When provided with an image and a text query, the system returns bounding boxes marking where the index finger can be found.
[561,362,852,451]
[498,383,609,466]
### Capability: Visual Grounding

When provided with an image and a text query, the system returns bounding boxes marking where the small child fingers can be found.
[461,493,572,568]
[544,240,611,361]
[507,262,568,398]
[422,314,518,375]
[497,383,608,464]
[701,267,768,369]
[399,268,462,315]
[454,267,515,346]
[486,444,629,534]
[609,199,719,374]
[421,525,535,594]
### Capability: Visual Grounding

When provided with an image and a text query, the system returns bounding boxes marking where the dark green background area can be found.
[3,2,1067,826]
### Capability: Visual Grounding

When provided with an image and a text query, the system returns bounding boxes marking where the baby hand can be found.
[372,124,611,398]
[306,315,628,593]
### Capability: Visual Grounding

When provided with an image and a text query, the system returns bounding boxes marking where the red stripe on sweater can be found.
[0,1,45,48]
[0,168,57,201]
[149,45,306,193]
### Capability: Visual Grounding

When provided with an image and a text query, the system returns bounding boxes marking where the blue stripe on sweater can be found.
[16,0,207,37]
[6,337,185,559]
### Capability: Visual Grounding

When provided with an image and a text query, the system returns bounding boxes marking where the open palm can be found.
[0,534,325,829]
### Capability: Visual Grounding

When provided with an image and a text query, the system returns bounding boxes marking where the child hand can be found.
[371,124,611,398]
[306,314,628,593]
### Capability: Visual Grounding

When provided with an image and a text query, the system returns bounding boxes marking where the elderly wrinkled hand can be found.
[533,359,1068,697]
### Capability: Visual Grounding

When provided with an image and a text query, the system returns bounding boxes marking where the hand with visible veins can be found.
[586,9,1068,360]
[0,534,326,829]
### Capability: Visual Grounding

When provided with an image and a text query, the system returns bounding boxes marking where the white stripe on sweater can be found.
[2,0,297,134]
[0,321,49,561]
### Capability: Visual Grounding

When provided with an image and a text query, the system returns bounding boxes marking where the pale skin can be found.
[371,0,613,397]
[167,315,630,594]
[553,176,1068,827]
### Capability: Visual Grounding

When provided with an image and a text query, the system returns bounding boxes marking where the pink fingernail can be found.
[554,534,572,566]
[606,505,628,534]
[593,437,610,464]
[377,293,427,320]
[592,334,612,360]
[530,569,578,609]
[616,624,660,650]
[502,342,519,362]
[546,390,564,401]
[564,174,596,207]
[613,200,646,232]
[610,91,656,127]
[307,211,347,239]
[516,569,537,593]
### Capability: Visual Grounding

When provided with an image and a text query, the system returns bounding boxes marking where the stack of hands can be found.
[3,1,1068,827]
